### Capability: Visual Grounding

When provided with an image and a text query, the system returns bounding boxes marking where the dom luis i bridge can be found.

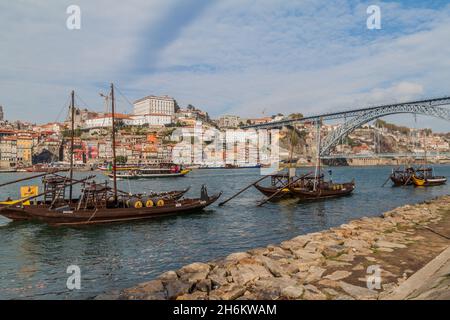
[243,96,450,158]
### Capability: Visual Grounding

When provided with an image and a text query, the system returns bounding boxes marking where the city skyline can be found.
[1,1,450,131]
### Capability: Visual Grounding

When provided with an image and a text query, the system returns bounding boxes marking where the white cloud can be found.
[126,1,450,130]
[1,1,449,131]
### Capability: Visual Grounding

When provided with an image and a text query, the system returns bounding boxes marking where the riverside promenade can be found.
[112,195,450,300]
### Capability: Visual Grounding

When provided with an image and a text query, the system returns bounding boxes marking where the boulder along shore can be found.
[110,195,450,300]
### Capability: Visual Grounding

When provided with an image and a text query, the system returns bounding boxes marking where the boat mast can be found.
[423,130,427,166]
[110,83,118,202]
[69,90,75,203]
[313,120,321,191]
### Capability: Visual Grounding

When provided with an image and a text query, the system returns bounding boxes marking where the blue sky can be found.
[1,0,450,131]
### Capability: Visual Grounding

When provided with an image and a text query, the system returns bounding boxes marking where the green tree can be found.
[174,100,180,112]
[288,113,304,119]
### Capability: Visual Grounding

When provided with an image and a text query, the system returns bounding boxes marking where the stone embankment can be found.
[115,195,450,300]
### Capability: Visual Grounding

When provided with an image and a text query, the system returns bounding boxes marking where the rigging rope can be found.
[74,93,91,110]
[54,93,71,123]
[114,85,135,110]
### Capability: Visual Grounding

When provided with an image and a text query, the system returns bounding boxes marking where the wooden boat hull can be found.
[253,184,294,201]
[289,183,355,200]
[254,182,355,201]
[412,176,447,186]
[390,176,413,186]
[0,193,221,226]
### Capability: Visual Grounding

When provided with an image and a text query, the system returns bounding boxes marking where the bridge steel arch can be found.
[320,104,450,156]
[241,96,450,156]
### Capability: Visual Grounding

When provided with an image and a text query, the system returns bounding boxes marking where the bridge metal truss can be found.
[321,152,450,159]
[243,97,450,156]
[320,102,450,156]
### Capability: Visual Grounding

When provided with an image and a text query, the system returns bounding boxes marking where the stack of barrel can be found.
[126,196,165,208]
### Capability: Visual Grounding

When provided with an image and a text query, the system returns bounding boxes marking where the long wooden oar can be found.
[257,172,312,207]
[403,175,412,186]
[0,169,67,188]
[0,175,95,211]
[381,175,391,187]
[218,174,272,206]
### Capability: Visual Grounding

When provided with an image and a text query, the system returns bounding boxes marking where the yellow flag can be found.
[20,186,39,198]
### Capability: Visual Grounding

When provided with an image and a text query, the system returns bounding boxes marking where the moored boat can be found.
[0,86,220,226]
[411,176,447,186]
[411,167,447,186]
[288,180,355,200]
[254,173,355,202]
[389,167,416,186]
[0,183,220,226]
[107,166,190,179]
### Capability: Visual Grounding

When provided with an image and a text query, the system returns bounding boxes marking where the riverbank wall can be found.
[112,195,450,300]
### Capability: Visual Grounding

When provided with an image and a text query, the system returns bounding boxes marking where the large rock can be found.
[176,291,208,300]
[208,266,229,288]
[209,283,246,300]
[374,240,407,249]
[121,279,166,300]
[230,258,273,285]
[195,278,212,293]
[344,239,370,250]
[335,253,355,262]
[305,266,326,283]
[304,241,325,253]
[177,262,211,282]
[318,278,340,288]
[225,252,251,262]
[158,270,178,282]
[290,235,312,247]
[255,255,284,277]
[324,270,352,281]
[251,277,299,300]
[266,247,294,260]
[165,280,193,300]
[281,286,304,299]
[303,284,327,300]
[339,281,378,299]
[292,249,323,262]
[322,244,347,258]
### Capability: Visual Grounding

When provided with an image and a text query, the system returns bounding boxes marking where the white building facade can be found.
[128,114,172,127]
[133,95,175,116]
[84,114,172,129]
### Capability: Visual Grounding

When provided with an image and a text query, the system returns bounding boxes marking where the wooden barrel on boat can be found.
[107,196,126,207]
[141,196,154,207]
[141,196,149,206]
[127,197,143,208]
[149,198,165,207]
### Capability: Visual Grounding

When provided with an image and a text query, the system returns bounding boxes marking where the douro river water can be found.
[0,165,449,299]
